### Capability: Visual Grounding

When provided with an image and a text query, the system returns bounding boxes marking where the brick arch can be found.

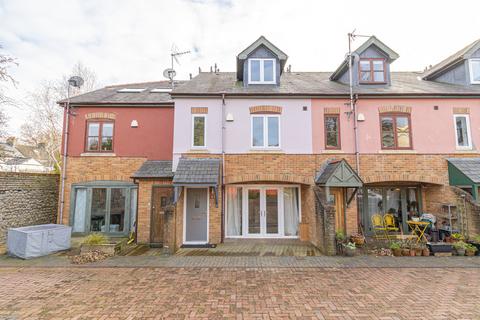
[249,105,282,114]
[362,173,444,185]
[85,112,116,120]
[225,173,311,185]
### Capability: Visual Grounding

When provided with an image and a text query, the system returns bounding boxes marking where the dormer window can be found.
[248,59,276,84]
[469,59,480,84]
[359,59,386,84]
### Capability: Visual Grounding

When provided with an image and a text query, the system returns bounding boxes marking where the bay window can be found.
[251,115,280,148]
[380,114,412,149]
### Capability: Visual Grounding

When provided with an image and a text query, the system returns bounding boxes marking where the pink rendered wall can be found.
[312,98,480,154]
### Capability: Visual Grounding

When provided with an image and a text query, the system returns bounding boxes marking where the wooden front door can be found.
[331,188,345,232]
[150,186,173,245]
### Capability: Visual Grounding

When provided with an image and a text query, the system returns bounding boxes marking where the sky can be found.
[1,0,479,134]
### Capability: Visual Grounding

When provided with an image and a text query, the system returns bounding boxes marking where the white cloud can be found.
[1,0,479,133]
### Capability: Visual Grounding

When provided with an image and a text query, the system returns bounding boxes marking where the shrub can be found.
[82,233,108,245]
[453,241,467,250]
[389,242,401,250]
[335,230,345,241]
[465,243,478,252]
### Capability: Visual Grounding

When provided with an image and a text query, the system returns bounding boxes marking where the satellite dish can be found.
[163,68,176,80]
[68,76,84,88]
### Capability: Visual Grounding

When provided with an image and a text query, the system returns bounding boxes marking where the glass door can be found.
[246,188,280,237]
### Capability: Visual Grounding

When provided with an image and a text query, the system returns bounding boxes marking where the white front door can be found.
[246,187,281,237]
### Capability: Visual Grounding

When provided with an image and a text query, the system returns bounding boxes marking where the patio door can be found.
[246,188,280,237]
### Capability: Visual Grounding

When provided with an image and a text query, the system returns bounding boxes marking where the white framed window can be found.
[454,114,472,150]
[248,59,276,84]
[251,115,280,148]
[469,59,480,84]
[191,115,206,148]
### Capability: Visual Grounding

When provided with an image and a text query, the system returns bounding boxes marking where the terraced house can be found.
[58,36,480,254]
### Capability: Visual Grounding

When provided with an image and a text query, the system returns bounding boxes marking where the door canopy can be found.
[315,159,363,188]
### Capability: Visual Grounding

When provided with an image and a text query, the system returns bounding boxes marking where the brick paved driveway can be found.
[0,267,478,319]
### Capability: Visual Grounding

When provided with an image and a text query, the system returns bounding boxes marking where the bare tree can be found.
[20,62,99,169]
[0,45,17,158]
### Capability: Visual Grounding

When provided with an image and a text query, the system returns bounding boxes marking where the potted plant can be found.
[389,241,402,257]
[80,233,119,256]
[465,243,478,256]
[453,241,467,256]
[414,243,423,256]
[467,235,480,255]
[350,233,365,246]
[451,233,465,242]
[343,242,356,257]
[401,241,410,256]
[335,230,345,255]
[421,243,430,257]
[409,242,416,256]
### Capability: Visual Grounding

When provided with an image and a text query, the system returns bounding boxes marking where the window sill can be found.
[248,149,284,154]
[378,149,417,154]
[322,149,344,154]
[454,149,478,153]
[80,152,116,157]
[187,149,210,153]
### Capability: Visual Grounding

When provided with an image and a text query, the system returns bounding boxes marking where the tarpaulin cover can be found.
[7,224,72,259]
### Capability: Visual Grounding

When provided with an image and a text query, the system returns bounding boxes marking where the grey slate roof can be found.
[59,80,186,105]
[173,158,220,185]
[315,160,341,185]
[447,158,480,183]
[237,36,288,61]
[132,160,174,178]
[423,39,480,80]
[172,71,480,96]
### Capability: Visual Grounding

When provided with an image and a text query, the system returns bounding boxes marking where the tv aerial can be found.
[163,44,190,88]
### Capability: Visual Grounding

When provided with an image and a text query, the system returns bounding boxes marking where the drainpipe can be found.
[348,33,360,175]
[221,93,226,242]
[59,86,71,225]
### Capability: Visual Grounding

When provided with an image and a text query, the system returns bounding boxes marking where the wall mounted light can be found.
[131,120,139,128]
[226,113,234,122]
[357,113,365,122]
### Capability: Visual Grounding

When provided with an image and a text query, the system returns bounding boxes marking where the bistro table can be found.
[407,220,430,243]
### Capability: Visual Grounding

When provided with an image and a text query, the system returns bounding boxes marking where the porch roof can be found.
[172,158,221,186]
[132,160,174,179]
[315,159,363,187]
[447,158,480,184]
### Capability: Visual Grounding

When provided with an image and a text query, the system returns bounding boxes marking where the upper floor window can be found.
[86,120,114,152]
[192,115,206,148]
[324,114,341,149]
[469,59,480,84]
[248,59,276,84]
[359,59,386,84]
[454,114,472,149]
[251,115,280,148]
[380,114,412,149]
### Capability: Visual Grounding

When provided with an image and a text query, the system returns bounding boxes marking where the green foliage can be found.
[82,233,108,245]
[453,241,467,250]
[344,242,356,250]
[465,243,478,252]
[472,234,480,243]
[451,233,465,241]
[389,241,401,250]
[335,230,345,241]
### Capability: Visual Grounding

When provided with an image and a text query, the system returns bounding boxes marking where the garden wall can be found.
[0,172,59,243]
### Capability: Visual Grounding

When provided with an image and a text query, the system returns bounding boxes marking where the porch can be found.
[176,239,322,256]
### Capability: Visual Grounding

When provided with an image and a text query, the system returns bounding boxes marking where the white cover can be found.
[7,224,72,259]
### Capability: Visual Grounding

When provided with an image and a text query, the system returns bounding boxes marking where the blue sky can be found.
[1,0,479,133]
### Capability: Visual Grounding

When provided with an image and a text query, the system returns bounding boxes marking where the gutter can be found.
[170,93,480,99]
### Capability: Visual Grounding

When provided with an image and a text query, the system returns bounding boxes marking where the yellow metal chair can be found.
[371,214,387,240]
[383,213,399,239]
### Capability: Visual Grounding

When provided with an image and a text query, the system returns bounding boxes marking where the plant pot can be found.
[80,243,119,256]
[465,249,476,257]
[415,248,422,256]
[345,248,356,257]
[392,248,402,257]
[467,241,480,255]
[409,249,416,257]
[350,235,365,246]
[455,248,466,256]
[401,249,410,256]
[422,248,430,256]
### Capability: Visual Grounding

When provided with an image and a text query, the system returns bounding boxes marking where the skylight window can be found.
[116,88,146,93]
[150,88,172,93]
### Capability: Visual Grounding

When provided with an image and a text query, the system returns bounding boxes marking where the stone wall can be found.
[0,172,59,243]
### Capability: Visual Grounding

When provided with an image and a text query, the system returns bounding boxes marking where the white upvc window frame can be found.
[250,115,281,149]
[468,59,480,84]
[191,114,207,149]
[248,58,276,84]
[454,114,473,150]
